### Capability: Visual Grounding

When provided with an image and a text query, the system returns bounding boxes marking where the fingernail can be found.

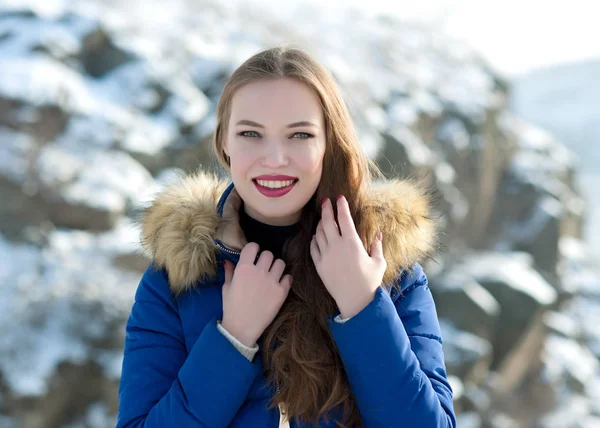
[321,197,328,205]
[377,231,383,241]
[337,194,344,201]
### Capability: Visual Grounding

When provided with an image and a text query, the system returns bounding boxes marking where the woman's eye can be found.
[238,130,261,138]
[291,132,313,139]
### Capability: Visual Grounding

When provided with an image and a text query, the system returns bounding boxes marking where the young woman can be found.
[117,46,456,427]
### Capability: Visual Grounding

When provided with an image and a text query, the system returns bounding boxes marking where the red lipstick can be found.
[254,175,297,180]
[252,175,298,198]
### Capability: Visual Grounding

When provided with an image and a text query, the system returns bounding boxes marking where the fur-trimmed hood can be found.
[140,171,437,294]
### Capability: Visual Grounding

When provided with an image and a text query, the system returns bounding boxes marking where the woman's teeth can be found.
[255,179,295,189]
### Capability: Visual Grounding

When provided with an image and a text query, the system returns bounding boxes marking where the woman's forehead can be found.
[230,78,324,127]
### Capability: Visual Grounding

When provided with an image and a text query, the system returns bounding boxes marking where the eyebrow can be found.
[235,120,318,128]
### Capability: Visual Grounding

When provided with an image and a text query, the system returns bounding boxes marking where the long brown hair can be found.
[213,45,383,427]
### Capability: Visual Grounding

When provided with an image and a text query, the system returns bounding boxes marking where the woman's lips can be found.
[253,179,298,198]
[253,175,297,181]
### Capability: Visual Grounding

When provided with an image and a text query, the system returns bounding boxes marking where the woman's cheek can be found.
[303,145,325,171]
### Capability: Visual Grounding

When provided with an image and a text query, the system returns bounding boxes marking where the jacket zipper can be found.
[215,240,241,256]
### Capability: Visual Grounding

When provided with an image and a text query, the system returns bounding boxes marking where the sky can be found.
[242,0,600,78]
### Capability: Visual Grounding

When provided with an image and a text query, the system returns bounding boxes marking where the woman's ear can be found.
[222,141,231,166]
[222,141,230,157]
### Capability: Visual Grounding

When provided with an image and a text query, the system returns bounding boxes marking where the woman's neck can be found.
[238,204,299,260]
[242,204,300,227]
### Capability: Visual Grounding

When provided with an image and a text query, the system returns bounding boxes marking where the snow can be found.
[0,13,81,57]
[456,252,557,306]
[440,320,492,367]
[413,89,444,117]
[0,228,140,397]
[163,77,211,126]
[387,98,419,126]
[505,196,563,245]
[54,116,117,151]
[386,126,435,167]
[435,162,456,184]
[62,401,117,428]
[538,394,593,428]
[0,416,16,428]
[436,63,496,122]
[0,56,95,113]
[561,297,600,360]
[438,272,501,317]
[59,150,154,211]
[36,144,84,187]
[437,118,471,151]
[0,129,34,184]
[456,412,482,428]
[465,282,501,317]
[0,0,598,424]
[511,60,600,262]
[546,312,581,341]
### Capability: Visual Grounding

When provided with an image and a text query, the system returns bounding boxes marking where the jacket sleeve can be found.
[117,265,262,428]
[326,263,456,427]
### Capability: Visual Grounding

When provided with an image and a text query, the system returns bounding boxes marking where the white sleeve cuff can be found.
[216,321,259,362]
[334,314,352,324]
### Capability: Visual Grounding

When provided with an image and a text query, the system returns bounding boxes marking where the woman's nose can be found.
[261,141,289,167]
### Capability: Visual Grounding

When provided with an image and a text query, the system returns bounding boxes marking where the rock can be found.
[454,252,556,362]
[486,117,586,277]
[543,311,580,339]
[536,395,593,428]
[463,384,492,415]
[589,377,600,417]
[484,412,519,428]
[79,27,134,78]
[435,114,516,248]
[189,55,232,101]
[440,320,493,385]
[510,195,563,277]
[448,375,464,409]
[542,335,598,395]
[0,1,598,425]
[43,149,154,230]
[444,252,557,396]
[432,271,500,342]
[377,125,436,179]
[100,62,212,175]
[560,296,600,361]
[0,140,154,235]
[0,231,139,426]
[558,237,600,298]
[0,56,93,140]
[456,412,482,428]
[54,115,118,152]
[0,99,68,142]
[62,402,117,428]
[0,130,48,239]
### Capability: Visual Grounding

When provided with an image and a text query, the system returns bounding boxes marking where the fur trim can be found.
[141,172,228,291]
[141,171,437,294]
[366,179,438,285]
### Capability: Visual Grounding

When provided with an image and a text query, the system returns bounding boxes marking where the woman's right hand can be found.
[221,242,292,347]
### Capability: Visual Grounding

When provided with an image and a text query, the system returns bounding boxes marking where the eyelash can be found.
[237,131,314,139]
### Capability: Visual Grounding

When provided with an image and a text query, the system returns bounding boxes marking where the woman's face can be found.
[224,78,326,226]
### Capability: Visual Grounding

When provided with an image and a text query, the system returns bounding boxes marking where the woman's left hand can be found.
[310,195,387,319]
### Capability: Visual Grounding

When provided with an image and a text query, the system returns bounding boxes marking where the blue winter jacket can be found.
[117,172,456,427]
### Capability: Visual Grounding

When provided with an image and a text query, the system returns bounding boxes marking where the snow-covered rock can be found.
[0,0,598,426]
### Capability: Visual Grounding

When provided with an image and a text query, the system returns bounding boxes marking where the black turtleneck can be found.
[238,203,299,260]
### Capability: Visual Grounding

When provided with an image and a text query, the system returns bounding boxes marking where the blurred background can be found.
[0,0,599,426]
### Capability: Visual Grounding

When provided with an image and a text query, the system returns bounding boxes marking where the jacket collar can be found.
[141,171,437,294]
